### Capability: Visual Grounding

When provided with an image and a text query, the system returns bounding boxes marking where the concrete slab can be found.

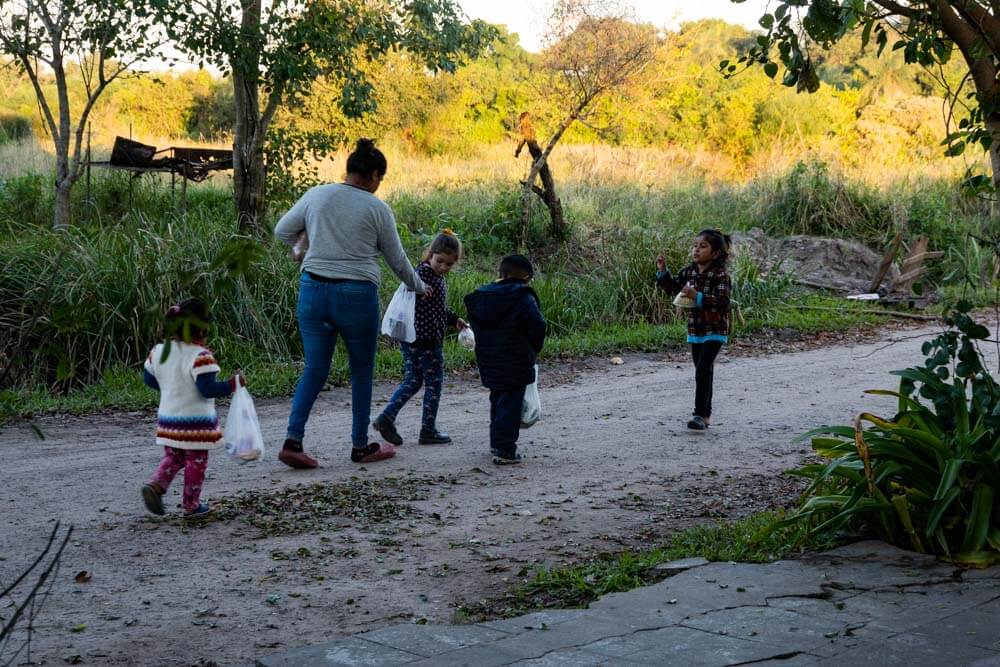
[482,616,631,660]
[608,625,805,666]
[814,630,1000,667]
[681,605,851,654]
[256,636,421,667]
[476,610,587,634]
[404,643,524,667]
[257,541,1000,667]
[909,605,1000,651]
[841,583,997,633]
[359,624,511,657]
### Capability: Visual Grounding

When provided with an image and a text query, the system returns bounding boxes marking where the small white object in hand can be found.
[458,327,476,350]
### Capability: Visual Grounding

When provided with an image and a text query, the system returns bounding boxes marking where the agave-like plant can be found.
[778,302,1000,566]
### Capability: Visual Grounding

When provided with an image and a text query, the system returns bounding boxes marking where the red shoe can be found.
[278,447,318,469]
[354,442,396,463]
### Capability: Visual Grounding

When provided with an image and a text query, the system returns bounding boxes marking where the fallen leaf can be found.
[74,571,91,584]
[610,356,624,365]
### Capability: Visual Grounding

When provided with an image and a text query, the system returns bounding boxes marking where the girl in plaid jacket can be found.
[655,229,732,430]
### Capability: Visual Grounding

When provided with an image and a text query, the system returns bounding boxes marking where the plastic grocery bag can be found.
[380,283,417,343]
[224,385,265,463]
[521,364,541,428]
[458,327,476,350]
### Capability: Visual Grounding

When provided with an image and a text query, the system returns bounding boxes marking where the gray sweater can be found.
[274,183,425,294]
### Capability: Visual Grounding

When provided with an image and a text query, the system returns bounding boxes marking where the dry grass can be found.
[0,131,981,197]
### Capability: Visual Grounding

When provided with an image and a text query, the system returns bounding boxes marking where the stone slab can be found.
[476,610,587,634]
[681,605,851,654]
[256,637,421,667]
[840,584,997,634]
[604,625,807,666]
[814,631,1000,667]
[482,616,630,660]
[653,557,710,573]
[359,624,511,658]
[909,605,1000,651]
[405,643,524,667]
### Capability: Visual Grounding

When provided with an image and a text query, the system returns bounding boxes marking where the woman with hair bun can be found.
[275,138,427,467]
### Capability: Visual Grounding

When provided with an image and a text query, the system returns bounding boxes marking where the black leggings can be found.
[691,341,723,419]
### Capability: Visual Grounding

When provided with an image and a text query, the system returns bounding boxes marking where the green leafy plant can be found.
[778,302,1000,566]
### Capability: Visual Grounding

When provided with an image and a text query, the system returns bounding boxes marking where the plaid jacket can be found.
[656,263,732,340]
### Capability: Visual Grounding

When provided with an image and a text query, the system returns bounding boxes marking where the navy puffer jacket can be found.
[464,279,546,390]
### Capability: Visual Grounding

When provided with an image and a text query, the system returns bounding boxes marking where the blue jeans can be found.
[380,342,444,431]
[287,274,379,449]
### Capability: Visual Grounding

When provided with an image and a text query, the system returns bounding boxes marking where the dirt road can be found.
[1,323,994,666]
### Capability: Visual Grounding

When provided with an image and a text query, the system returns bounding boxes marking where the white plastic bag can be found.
[521,364,541,428]
[224,385,265,463]
[458,327,476,350]
[380,283,417,343]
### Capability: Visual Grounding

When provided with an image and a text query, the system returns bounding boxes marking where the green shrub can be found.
[0,113,31,144]
[777,303,1000,566]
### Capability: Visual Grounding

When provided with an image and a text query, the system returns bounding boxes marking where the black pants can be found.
[489,387,526,457]
[691,341,723,419]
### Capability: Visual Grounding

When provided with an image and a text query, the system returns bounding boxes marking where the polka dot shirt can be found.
[414,262,458,344]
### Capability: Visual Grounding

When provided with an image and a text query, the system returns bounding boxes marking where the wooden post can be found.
[869,230,903,292]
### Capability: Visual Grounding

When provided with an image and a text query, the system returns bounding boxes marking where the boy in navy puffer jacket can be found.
[464,255,546,465]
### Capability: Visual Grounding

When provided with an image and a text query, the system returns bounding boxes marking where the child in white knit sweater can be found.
[140,299,242,517]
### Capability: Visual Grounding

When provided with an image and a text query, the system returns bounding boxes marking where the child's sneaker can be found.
[141,483,164,516]
[418,428,452,445]
[183,503,212,517]
[687,416,708,430]
[372,414,403,446]
[492,452,523,465]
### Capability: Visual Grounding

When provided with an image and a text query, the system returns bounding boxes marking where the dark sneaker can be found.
[687,416,708,430]
[372,414,403,446]
[278,439,318,469]
[141,484,164,516]
[418,428,452,445]
[490,447,501,457]
[492,452,523,465]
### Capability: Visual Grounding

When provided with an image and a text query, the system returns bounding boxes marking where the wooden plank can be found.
[869,230,904,292]
[891,237,930,294]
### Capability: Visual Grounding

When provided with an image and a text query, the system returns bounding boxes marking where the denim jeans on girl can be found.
[381,342,444,431]
[691,340,723,419]
[287,273,379,449]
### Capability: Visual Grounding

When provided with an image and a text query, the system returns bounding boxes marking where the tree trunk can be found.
[232,0,266,235]
[53,179,72,231]
[987,115,1000,219]
[522,137,565,236]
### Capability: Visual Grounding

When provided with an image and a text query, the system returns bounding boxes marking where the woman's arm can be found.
[378,210,426,294]
[274,192,310,246]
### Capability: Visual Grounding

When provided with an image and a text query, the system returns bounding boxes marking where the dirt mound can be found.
[733,227,897,293]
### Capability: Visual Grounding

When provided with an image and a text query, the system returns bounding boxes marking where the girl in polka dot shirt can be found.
[373,230,467,445]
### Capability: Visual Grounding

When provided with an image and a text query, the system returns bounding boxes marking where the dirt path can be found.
[1,323,994,666]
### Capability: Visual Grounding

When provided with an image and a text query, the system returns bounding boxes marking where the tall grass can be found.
[1,152,994,413]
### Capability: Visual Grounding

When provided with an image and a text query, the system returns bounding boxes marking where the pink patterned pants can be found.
[150,447,209,513]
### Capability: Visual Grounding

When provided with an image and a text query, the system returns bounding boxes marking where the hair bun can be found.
[356,138,376,153]
[442,228,455,237]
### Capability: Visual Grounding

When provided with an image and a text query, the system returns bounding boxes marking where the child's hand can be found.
[456,318,468,331]
[656,254,666,272]
[421,285,434,299]
[681,284,697,299]
[233,371,246,387]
